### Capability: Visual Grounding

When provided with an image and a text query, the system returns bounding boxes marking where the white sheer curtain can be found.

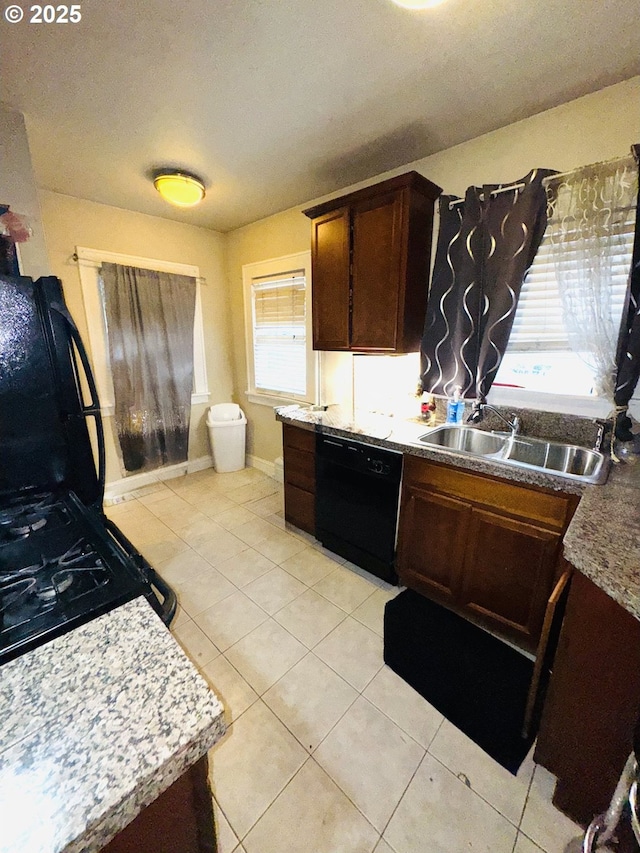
[544,155,638,400]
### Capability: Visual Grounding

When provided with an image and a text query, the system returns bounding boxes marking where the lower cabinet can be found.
[398,485,470,605]
[102,756,216,853]
[396,455,579,654]
[282,423,316,535]
[535,572,640,831]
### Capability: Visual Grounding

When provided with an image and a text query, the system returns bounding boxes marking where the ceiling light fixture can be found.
[390,0,448,8]
[153,170,205,207]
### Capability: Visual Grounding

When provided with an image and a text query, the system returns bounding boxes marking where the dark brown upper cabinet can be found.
[303,172,442,353]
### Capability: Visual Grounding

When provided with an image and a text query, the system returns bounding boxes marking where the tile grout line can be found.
[514,749,538,834]
[146,470,563,852]
[361,685,443,755]
[376,748,428,848]
[518,758,539,838]
[260,659,362,755]
[225,722,313,846]
[427,749,525,838]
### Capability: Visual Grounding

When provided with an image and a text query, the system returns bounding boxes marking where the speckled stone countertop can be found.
[0,597,226,853]
[276,404,591,494]
[277,405,640,621]
[564,461,640,619]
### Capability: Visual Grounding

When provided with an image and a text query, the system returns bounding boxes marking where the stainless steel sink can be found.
[417,425,506,455]
[417,424,607,484]
[500,436,604,479]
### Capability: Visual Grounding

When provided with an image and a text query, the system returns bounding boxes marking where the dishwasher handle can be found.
[317,434,402,480]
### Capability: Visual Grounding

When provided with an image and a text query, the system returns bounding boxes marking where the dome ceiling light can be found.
[153,170,206,207]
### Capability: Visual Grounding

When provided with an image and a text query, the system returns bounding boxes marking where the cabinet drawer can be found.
[283,446,316,493]
[284,482,315,535]
[283,423,316,453]
[403,455,576,531]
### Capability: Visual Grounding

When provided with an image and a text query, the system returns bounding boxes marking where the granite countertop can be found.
[563,461,640,619]
[276,404,589,494]
[0,597,226,853]
[276,405,640,621]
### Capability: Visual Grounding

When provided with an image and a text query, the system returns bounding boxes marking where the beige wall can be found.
[0,103,49,277]
[39,190,234,484]
[226,76,640,465]
[225,208,312,463]
[7,77,640,473]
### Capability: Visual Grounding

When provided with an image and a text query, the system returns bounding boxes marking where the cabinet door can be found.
[350,190,405,351]
[459,508,561,653]
[397,484,470,605]
[535,572,640,826]
[310,207,350,350]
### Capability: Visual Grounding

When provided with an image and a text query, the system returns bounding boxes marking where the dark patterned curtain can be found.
[614,146,640,441]
[420,169,554,408]
[101,263,196,474]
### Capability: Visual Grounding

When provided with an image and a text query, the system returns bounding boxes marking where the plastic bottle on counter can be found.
[446,387,465,424]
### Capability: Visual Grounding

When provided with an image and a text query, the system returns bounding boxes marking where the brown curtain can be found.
[420,169,554,411]
[101,263,196,473]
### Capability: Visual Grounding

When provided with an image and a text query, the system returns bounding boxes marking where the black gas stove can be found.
[0,489,173,664]
[0,273,176,665]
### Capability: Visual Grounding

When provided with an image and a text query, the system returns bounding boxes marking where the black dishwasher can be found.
[315,434,403,584]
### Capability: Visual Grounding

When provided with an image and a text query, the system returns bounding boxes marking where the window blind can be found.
[507,217,635,352]
[252,272,306,396]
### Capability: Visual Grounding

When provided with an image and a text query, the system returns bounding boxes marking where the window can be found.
[243,252,317,405]
[75,247,208,414]
[492,202,635,411]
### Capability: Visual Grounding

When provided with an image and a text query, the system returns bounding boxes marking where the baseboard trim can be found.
[188,455,213,474]
[246,454,277,480]
[104,454,278,504]
[104,455,213,504]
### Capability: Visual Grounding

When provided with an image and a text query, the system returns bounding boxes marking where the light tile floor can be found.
[106,466,584,853]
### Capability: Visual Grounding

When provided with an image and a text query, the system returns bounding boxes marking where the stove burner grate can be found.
[9,514,48,536]
[0,494,70,541]
[0,538,109,616]
[0,578,37,614]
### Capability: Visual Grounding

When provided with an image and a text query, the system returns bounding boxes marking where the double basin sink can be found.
[417,425,608,485]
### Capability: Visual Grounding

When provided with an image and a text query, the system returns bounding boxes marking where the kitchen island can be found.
[0,597,226,853]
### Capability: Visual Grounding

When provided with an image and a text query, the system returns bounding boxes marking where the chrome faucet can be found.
[592,419,609,452]
[468,404,522,436]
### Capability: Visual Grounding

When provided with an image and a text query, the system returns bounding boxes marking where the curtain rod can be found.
[70,252,207,285]
[447,147,639,210]
[448,183,525,209]
[540,151,637,188]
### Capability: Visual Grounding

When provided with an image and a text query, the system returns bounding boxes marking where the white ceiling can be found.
[1,0,639,232]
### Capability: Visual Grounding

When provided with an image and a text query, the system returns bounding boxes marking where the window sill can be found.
[245,391,315,408]
[191,392,210,405]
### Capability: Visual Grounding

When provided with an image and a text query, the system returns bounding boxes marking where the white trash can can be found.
[206,403,247,472]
